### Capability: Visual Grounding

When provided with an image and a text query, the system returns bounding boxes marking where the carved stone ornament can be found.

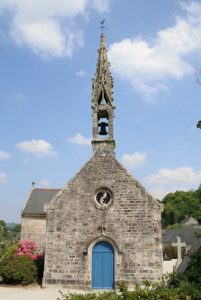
[93,188,113,210]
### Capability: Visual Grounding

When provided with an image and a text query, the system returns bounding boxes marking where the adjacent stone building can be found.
[21,188,60,253]
[21,32,163,289]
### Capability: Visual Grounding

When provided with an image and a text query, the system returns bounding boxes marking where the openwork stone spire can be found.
[91,31,115,153]
[92,33,114,107]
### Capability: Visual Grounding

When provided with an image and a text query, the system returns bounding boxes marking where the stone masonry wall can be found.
[43,148,163,289]
[21,216,46,254]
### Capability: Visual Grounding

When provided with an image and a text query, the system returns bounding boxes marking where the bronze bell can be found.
[98,122,108,135]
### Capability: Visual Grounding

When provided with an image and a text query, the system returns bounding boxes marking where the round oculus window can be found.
[93,188,113,209]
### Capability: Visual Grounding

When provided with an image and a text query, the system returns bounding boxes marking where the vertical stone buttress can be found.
[91,33,115,153]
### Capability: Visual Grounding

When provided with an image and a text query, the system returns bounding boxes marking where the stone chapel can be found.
[21,32,163,289]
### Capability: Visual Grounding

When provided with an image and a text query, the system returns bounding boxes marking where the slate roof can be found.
[177,239,201,273]
[180,216,199,227]
[22,188,61,216]
[162,228,201,244]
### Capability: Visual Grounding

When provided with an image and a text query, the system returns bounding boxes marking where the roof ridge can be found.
[34,188,61,190]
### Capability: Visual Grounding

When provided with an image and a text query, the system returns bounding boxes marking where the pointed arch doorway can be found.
[92,241,114,289]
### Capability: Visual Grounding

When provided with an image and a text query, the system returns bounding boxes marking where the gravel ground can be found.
[0,285,88,300]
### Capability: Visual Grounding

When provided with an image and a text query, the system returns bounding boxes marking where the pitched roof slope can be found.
[162,228,201,244]
[180,216,199,227]
[22,188,61,216]
[46,146,162,211]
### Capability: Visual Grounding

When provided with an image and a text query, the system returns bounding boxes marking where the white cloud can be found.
[0,0,111,59]
[121,152,147,168]
[68,133,91,146]
[147,185,189,200]
[90,0,110,13]
[0,172,7,184]
[76,69,87,77]
[145,166,201,200]
[146,167,201,185]
[0,150,12,160]
[108,1,201,99]
[40,180,51,187]
[16,139,57,157]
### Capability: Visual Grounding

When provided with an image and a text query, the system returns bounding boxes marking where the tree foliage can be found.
[162,186,201,227]
[0,221,21,257]
[11,224,21,233]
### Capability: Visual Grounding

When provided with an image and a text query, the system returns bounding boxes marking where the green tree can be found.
[194,184,201,201]
[0,221,21,257]
[9,224,21,244]
[11,224,21,233]
[162,188,201,227]
[0,220,8,238]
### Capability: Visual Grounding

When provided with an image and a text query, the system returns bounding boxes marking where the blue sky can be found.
[0,0,201,222]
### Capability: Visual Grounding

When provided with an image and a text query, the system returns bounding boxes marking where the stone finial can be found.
[32,181,36,188]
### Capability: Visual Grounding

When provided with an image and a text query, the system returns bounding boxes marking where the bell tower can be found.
[91,24,115,153]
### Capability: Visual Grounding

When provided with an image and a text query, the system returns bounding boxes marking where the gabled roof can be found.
[46,146,162,212]
[22,188,61,216]
[180,216,199,227]
[162,228,201,244]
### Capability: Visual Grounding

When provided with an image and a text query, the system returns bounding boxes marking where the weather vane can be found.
[99,19,106,34]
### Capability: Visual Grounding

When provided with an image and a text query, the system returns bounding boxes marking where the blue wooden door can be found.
[92,241,114,289]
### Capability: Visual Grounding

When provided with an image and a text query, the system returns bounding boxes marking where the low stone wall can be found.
[162,259,177,274]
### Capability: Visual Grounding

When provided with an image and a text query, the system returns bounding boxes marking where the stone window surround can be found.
[92,186,113,210]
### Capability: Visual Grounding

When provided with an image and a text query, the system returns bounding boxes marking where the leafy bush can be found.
[0,255,37,284]
[184,248,201,285]
[0,244,17,260]
[170,248,201,300]
[58,290,120,300]
[0,240,42,284]
[57,270,201,300]
[57,279,182,300]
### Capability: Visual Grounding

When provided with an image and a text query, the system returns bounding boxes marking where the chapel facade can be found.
[21,32,163,289]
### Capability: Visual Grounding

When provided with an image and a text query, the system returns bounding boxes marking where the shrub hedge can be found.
[57,271,201,300]
[0,255,37,284]
[0,241,41,284]
[57,280,189,300]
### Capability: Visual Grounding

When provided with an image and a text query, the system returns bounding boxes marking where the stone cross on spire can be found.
[172,235,186,268]
[99,19,106,34]
[91,23,115,153]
